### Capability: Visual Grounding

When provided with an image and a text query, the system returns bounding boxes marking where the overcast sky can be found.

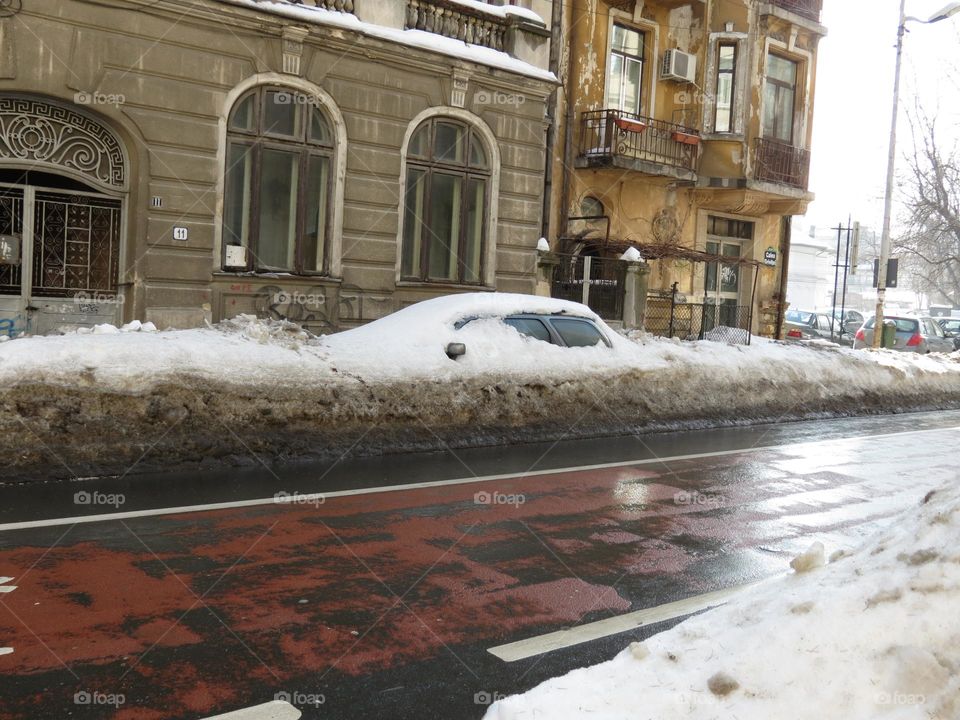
[805,0,960,234]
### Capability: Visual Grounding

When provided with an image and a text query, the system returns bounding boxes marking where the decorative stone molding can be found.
[450,69,469,108]
[0,20,15,79]
[281,26,310,76]
[0,96,126,190]
[405,0,507,52]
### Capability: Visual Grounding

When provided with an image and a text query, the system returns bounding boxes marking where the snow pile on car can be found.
[484,484,960,720]
[3,292,960,478]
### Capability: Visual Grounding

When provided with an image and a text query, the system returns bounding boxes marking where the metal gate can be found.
[0,183,122,336]
[551,253,626,321]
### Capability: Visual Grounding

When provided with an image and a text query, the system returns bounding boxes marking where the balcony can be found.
[753,137,810,190]
[405,0,509,52]
[577,110,701,180]
[763,0,823,24]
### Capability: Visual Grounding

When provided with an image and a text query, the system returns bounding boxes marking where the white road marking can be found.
[0,576,13,583]
[1,425,957,532]
[488,580,766,662]
[0,585,16,593]
[202,700,300,720]
[0,647,13,656]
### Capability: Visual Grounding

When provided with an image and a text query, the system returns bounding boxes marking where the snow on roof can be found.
[214,0,557,83]
[485,483,960,719]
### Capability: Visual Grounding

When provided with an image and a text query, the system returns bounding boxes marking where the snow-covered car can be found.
[320,293,617,376]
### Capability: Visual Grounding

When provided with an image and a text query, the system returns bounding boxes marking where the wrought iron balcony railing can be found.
[405,0,509,52]
[578,109,700,174]
[754,137,810,189]
[765,0,823,23]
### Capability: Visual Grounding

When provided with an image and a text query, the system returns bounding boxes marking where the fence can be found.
[551,254,626,322]
[645,290,753,345]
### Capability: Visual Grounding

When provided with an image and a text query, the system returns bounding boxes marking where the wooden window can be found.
[401,118,490,284]
[223,87,334,273]
[714,43,738,133]
[763,54,800,144]
[606,24,646,115]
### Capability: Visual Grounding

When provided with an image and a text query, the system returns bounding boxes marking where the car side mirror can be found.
[446,342,466,360]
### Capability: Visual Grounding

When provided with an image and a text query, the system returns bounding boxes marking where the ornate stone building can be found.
[0,0,554,335]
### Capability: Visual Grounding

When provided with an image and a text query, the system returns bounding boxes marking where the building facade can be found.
[0,0,555,336]
[543,0,826,339]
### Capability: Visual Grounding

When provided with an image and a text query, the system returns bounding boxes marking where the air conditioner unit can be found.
[661,49,697,83]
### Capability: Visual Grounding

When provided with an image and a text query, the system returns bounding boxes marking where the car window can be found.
[549,318,605,347]
[943,320,960,333]
[786,310,814,324]
[891,318,919,333]
[816,315,833,332]
[504,317,553,343]
[925,319,944,338]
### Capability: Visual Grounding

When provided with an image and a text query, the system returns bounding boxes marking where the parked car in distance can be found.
[784,310,854,345]
[853,315,955,353]
[937,318,960,351]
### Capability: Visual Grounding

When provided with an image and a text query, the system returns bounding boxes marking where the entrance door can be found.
[704,240,741,330]
[0,181,122,337]
[0,187,24,337]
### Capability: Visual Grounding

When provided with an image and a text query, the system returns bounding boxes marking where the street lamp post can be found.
[873,0,960,349]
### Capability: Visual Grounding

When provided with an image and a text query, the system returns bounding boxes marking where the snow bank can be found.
[3,293,960,478]
[484,485,960,720]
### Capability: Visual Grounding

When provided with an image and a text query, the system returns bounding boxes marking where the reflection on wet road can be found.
[0,413,957,719]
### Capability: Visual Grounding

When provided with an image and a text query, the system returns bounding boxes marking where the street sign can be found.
[763,247,778,267]
[873,257,899,289]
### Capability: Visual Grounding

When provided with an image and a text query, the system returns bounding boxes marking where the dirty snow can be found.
[484,485,960,720]
[4,293,960,477]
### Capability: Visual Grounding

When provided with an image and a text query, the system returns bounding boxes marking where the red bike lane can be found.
[0,441,927,719]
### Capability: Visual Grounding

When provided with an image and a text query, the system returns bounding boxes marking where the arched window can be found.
[223,87,334,273]
[401,118,490,284]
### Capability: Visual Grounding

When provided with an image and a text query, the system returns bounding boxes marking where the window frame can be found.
[606,23,647,115]
[401,117,491,286]
[763,52,801,144]
[714,42,738,134]
[222,86,335,275]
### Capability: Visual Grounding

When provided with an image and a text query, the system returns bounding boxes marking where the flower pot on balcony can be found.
[614,116,648,133]
[671,130,701,146]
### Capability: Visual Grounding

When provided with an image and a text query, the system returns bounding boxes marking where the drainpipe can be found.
[775,215,792,339]
[540,0,564,242]
[558,2,578,252]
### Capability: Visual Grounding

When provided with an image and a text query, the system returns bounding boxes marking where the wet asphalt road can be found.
[0,411,958,719]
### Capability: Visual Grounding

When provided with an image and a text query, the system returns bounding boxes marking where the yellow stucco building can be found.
[545,0,826,339]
